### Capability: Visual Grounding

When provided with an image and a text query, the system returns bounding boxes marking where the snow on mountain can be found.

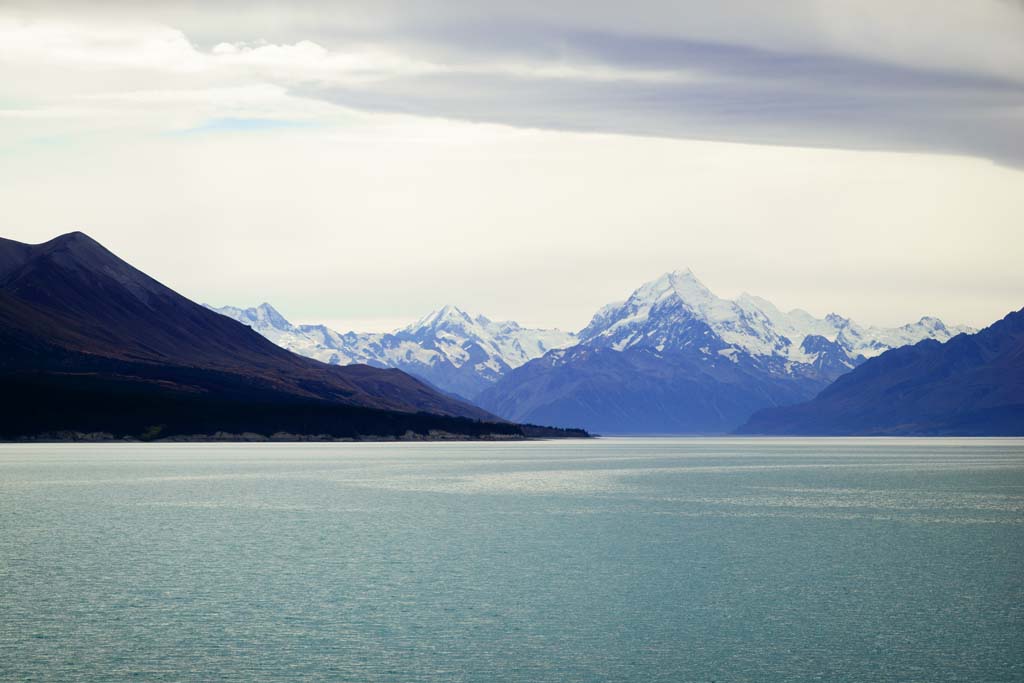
[400,305,578,374]
[206,303,342,364]
[834,315,974,360]
[579,269,972,371]
[208,271,970,429]
[476,269,975,434]
[203,302,577,399]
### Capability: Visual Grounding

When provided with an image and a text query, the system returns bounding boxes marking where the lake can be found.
[1,438,1022,682]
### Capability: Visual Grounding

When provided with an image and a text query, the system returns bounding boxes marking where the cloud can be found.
[1,3,1022,164]
[15,1,1024,83]
[295,36,1024,166]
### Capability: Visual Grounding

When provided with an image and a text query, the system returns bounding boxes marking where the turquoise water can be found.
[1,438,1022,682]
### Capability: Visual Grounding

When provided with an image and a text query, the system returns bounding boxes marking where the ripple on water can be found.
[1,438,1022,682]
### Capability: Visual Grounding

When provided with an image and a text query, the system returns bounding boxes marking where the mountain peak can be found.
[0,230,176,305]
[644,267,701,289]
[412,304,474,330]
[669,266,697,279]
[253,302,292,329]
[436,303,461,317]
[40,230,113,259]
[825,312,850,327]
[256,301,282,315]
[39,231,112,260]
[576,267,734,347]
[638,268,716,309]
[49,230,95,245]
[204,302,295,332]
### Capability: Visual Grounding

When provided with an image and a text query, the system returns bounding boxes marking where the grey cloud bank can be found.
[11,0,1024,165]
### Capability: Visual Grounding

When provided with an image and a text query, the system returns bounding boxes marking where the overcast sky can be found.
[1,1,1022,332]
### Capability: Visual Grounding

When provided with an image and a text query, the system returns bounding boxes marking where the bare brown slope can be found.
[0,232,493,420]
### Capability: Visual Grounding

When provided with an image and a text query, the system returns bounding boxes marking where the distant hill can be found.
[205,302,576,400]
[477,269,971,434]
[0,232,583,440]
[738,308,1024,435]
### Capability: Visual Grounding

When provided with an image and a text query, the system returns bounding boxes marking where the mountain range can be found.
[739,307,1024,435]
[205,302,576,400]
[5,230,1013,438]
[213,269,972,434]
[479,270,973,433]
[0,232,584,440]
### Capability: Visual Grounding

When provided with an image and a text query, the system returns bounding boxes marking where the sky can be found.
[1,1,1022,333]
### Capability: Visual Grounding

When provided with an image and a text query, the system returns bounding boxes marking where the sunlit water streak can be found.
[1,438,1022,681]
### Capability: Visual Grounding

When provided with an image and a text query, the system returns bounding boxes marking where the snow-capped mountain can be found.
[205,303,342,364]
[477,269,972,434]
[204,303,577,400]
[209,270,971,432]
[578,269,970,369]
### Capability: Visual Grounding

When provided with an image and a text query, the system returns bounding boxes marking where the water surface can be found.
[1,438,1022,681]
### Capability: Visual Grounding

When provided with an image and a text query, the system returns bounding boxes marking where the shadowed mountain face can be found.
[738,308,1024,436]
[0,232,521,439]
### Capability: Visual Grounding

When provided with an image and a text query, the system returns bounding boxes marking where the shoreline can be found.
[2,429,589,443]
